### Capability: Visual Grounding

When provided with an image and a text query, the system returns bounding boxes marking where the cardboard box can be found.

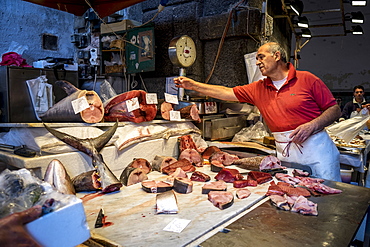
[101,19,142,34]
[26,197,90,247]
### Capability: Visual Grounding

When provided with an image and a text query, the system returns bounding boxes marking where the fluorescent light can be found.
[300,28,311,38]
[352,25,364,34]
[351,11,364,23]
[352,1,367,6]
[297,16,309,28]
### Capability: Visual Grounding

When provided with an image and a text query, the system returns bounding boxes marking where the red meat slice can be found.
[259,155,285,170]
[179,148,203,167]
[291,195,318,216]
[236,188,252,199]
[307,183,342,194]
[190,171,210,182]
[208,191,234,210]
[215,168,244,183]
[277,182,311,197]
[266,181,285,196]
[104,90,157,123]
[202,146,221,160]
[161,159,196,175]
[247,171,272,184]
[233,179,258,188]
[179,135,198,152]
[202,180,227,194]
[209,151,239,166]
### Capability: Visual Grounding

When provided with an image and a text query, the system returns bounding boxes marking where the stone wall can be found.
[131,0,291,96]
[0,0,76,65]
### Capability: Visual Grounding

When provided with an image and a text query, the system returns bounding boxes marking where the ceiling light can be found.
[351,11,364,23]
[298,28,311,38]
[351,0,367,6]
[346,25,364,35]
[297,16,309,28]
[285,0,304,16]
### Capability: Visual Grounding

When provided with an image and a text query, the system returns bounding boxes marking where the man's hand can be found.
[173,76,197,90]
[289,122,317,144]
[0,205,42,247]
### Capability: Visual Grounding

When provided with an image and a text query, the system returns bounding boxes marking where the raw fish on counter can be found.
[40,80,104,123]
[44,159,75,195]
[208,191,234,210]
[160,101,201,122]
[43,122,122,193]
[104,90,157,123]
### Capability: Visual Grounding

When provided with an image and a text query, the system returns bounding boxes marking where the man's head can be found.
[353,85,365,103]
[256,42,288,77]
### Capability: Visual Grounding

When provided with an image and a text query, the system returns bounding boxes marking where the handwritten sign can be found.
[165,93,179,104]
[126,97,140,112]
[146,93,158,104]
[71,97,90,114]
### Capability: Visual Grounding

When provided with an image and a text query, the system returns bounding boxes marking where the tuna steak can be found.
[104,90,157,123]
[40,80,104,123]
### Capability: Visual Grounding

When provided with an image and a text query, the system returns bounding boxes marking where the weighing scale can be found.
[168,35,197,100]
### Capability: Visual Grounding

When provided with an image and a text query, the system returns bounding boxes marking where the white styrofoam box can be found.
[26,198,90,247]
[32,60,54,68]
[64,63,78,71]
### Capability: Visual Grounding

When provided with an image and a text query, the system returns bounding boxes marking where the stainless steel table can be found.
[200,181,370,247]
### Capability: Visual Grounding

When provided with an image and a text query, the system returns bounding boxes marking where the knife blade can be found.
[95,208,104,228]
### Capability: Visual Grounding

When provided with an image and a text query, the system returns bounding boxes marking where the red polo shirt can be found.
[233,63,336,132]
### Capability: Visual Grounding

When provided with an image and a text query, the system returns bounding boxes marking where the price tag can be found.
[163,218,191,233]
[165,93,179,105]
[71,97,90,114]
[169,110,181,121]
[146,93,158,104]
[126,97,140,112]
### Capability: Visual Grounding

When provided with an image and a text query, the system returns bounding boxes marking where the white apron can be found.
[273,129,341,182]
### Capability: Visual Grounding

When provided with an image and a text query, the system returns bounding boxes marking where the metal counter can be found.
[200,180,370,247]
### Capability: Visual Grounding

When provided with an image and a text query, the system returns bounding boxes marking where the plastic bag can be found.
[26,75,54,120]
[232,121,269,142]
[326,114,370,143]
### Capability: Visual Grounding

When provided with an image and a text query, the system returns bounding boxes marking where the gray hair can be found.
[265,42,288,63]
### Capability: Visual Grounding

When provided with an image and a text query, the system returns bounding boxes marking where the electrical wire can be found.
[204,0,251,83]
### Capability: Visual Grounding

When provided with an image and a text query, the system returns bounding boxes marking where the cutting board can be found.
[78,165,270,247]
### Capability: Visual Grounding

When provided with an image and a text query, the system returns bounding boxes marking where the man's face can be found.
[256,45,279,77]
[354,88,364,102]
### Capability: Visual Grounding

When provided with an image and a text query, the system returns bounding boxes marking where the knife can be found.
[95,208,104,228]
[0,144,36,158]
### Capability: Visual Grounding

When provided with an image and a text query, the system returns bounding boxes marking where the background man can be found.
[341,85,367,120]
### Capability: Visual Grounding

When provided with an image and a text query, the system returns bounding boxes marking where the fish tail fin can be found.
[91,121,118,153]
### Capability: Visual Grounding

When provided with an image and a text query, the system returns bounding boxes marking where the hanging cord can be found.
[139,73,148,92]
[204,0,245,83]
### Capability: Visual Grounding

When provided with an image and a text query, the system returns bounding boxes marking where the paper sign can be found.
[165,93,179,105]
[71,97,90,114]
[163,218,191,233]
[146,93,158,104]
[169,110,181,121]
[126,97,140,112]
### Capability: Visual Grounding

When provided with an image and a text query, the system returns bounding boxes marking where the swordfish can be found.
[43,121,122,193]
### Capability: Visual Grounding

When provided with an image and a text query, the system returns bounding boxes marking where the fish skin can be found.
[55,80,79,95]
[44,159,76,195]
[43,121,122,193]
